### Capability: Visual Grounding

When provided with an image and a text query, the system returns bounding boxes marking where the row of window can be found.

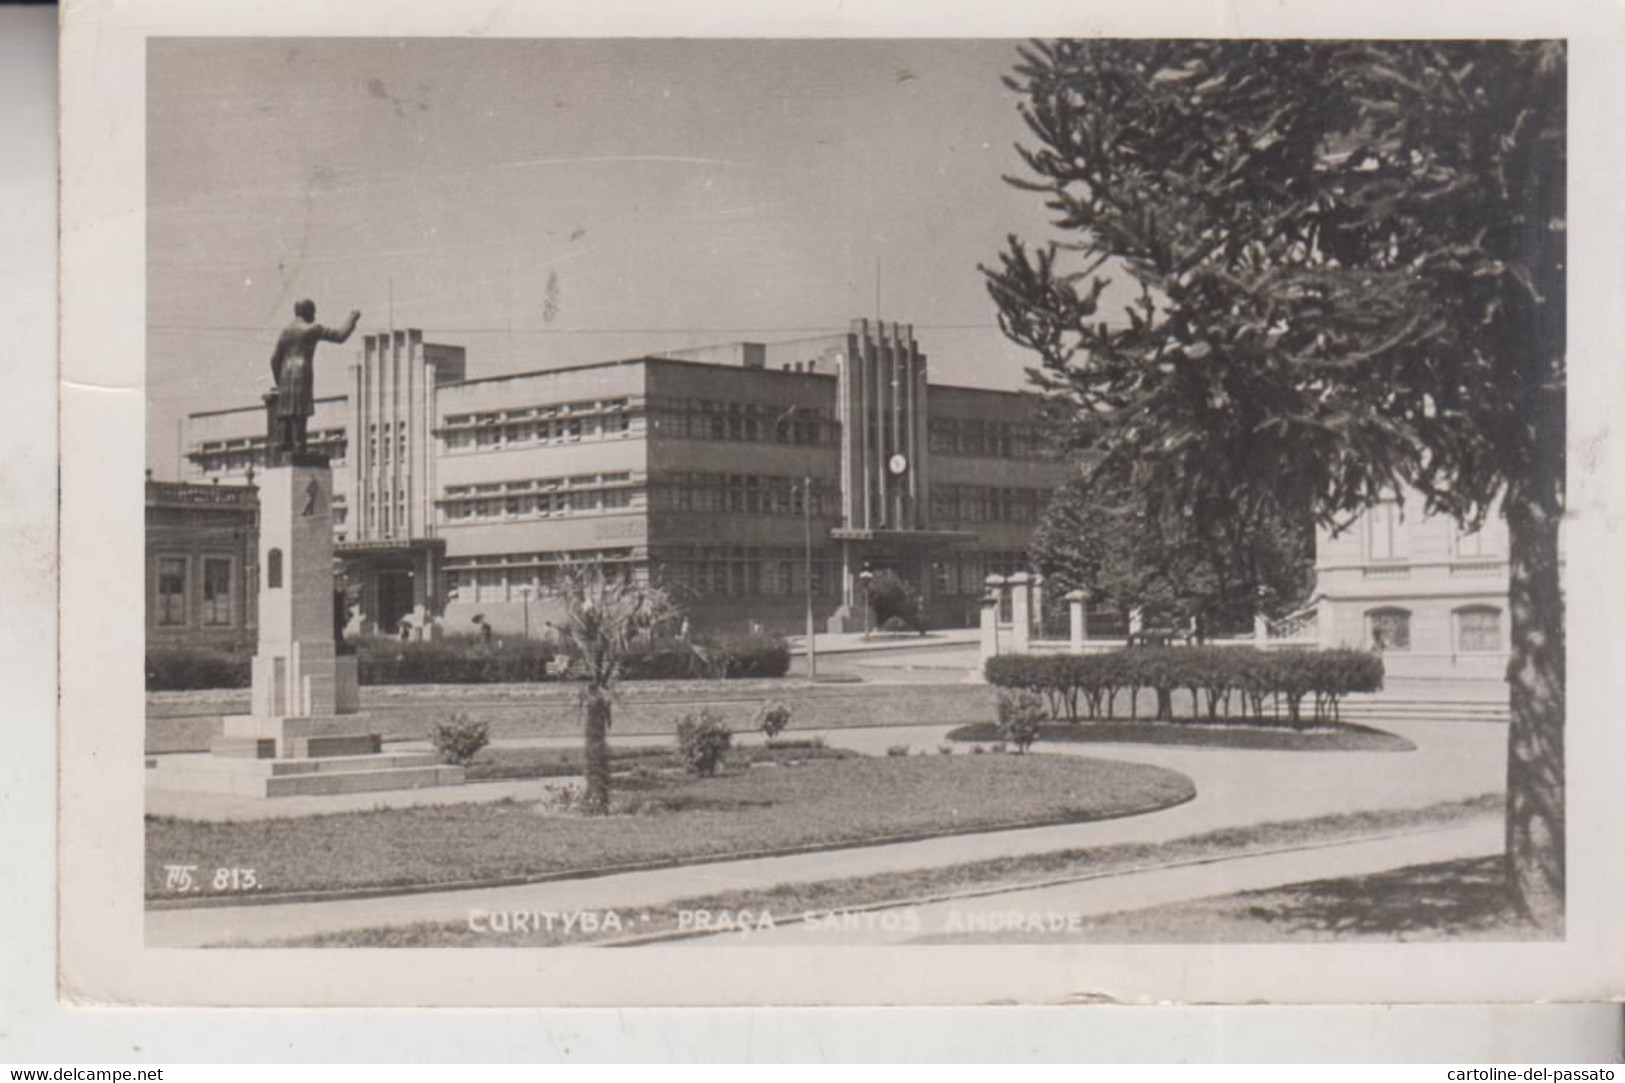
[1365,502,1503,562]
[654,547,842,599]
[442,548,639,602]
[647,474,835,517]
[190,429,348,474]
[929,484,1051,526]
[152,554,237,627]
[1366,605,1503,653]
[930,551,1033,597]
[646,399,839,447]
[928,416,1052,460]
[439,472,637,522]
[440,411,632,453]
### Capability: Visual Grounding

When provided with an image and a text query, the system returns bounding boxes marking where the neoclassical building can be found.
[168,319,1068,639]
[1308,493,1526,683]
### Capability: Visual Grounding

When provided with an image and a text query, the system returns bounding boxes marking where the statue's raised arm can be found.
[268,298,362,457]
[318,309,362,345]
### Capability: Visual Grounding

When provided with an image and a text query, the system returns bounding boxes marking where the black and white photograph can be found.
[53,1,1625,1010]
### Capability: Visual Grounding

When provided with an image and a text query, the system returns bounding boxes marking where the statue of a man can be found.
[269,299,361,453]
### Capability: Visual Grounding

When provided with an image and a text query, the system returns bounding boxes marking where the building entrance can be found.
[374,570,414,634]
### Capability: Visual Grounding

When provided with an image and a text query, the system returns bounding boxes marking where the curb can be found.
[145,780,1198,912]
[602,817,1501,947]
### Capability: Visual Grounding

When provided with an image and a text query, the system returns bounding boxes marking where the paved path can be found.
[145,716,1505,947]
[676,818,1503,946]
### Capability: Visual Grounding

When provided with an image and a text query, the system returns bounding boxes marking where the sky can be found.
[146,38,1112,477]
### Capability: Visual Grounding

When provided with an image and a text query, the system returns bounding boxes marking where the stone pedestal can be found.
[150,457,463,798]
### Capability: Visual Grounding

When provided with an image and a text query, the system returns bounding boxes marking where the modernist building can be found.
[173,319,1068,638]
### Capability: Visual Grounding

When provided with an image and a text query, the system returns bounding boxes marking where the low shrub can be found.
[620,632,791,681]
[866,569,926,633]
[429,713,490,766]
[616,644,700,681]
[755,699,792,739]
[985,646,1385,727]
[886,744,911,757]
[709,633,793,678]
[937,743,954,755]
[675,710,733,777]
[357,634,555,685]
[996,689,1045,753]
[145,647,251,691]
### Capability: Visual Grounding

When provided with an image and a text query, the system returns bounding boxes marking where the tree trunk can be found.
[1504,483,1565,930]
[582,690,613,815]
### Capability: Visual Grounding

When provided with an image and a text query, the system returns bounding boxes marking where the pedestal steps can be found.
[148,751,465,798]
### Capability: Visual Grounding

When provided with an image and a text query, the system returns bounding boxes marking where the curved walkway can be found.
[144,717,1505,948]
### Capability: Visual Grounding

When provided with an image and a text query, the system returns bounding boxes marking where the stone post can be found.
[979,575,1004,663]
[1066,589,1089,651]
[1254,611,1270,647]
[1129,606,1143,639]
[1031,573,1045,638]
[1009,572,1032,653]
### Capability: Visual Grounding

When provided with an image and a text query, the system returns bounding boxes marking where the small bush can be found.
[429,713,490,766]
[710,633,793,678]
[755,699,792,739]
[539,783,580,814]
[996,689,1045,753]
[866,570,926,633]
[145,647,251,691]
[675,710,733,777]
[938,743,954,755]
[886,744,911,757]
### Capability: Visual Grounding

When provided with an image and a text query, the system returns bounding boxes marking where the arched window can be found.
[1455,605,1503,652]
[266,548,283,590]
[1366,607,1411,652]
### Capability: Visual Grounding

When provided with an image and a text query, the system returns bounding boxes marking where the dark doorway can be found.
[374,570,414,633]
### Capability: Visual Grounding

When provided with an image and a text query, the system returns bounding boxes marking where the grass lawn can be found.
[947,719,1414,752]
[251,794,1502,947]
[917,853,1545,944]
[463,739,848,782]
[147,753,1195,901]
[145,681,999,753]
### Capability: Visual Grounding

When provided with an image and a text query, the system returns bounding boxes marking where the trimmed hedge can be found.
[358,635,556,685]
[146,647,252,692]
[148,630,789,691]
[619,633,791,681]
[985,647,1383,728]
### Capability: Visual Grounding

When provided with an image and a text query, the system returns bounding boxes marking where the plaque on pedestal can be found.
[152,458,462,797]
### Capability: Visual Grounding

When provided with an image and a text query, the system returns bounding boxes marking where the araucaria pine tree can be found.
[985,40,1565,927]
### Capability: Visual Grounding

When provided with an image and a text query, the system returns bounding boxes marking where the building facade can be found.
[173,319,1067,638]
[1309,493,1520,682]
[145,477,259,652]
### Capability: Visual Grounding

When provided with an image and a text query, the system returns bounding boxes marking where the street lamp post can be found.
[774,405,817,681]
[801,475,816,681]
